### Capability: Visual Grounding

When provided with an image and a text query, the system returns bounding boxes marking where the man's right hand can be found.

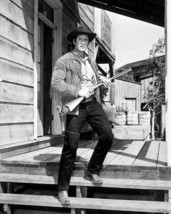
[78,87,94,98]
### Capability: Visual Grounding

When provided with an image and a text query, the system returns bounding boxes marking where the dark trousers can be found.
[58,100,113,191]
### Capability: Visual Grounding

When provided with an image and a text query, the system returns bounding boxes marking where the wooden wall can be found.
[62,0,78,54]
[78,3,94,59]
[115,79,141,112]
[0,0,34,145]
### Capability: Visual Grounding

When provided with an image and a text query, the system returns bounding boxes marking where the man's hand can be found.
[78,87,94,98]
[100,76,111,87]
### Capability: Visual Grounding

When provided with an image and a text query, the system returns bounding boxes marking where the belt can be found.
[81,95,96,104]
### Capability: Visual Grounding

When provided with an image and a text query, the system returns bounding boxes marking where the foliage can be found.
[143,36,165,114]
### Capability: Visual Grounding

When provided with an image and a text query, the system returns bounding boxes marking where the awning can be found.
[77,0,164,27]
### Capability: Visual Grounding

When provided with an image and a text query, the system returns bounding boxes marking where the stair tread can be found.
[0,193,171,213]
[0,173,171,190]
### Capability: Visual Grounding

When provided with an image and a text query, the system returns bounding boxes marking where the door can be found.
[37,21,53,136]
[125,98,137,112]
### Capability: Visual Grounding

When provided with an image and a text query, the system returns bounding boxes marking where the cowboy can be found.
[51,25,114,205]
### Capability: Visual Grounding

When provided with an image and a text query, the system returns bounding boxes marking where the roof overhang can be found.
[77,0,165,27]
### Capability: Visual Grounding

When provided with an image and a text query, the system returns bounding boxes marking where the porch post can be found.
[51,2,63,135]
[165,0,171,166]
[33,0,38,139]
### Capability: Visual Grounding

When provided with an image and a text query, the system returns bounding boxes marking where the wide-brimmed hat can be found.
[67,25,96,44]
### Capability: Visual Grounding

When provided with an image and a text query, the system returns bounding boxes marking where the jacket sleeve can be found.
[51,58,79,98]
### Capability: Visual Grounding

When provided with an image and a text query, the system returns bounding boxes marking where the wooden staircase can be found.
[0,173,171,213]
[0,137,171,213]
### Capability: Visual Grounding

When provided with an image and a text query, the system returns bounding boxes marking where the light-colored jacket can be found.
[51,51,104,113]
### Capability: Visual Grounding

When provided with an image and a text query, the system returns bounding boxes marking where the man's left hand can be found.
[100,76,111,87]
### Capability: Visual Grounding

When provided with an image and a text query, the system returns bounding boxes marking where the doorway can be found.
[37,21,53,136]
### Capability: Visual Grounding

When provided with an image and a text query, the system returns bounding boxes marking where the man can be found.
[51,25,114,205]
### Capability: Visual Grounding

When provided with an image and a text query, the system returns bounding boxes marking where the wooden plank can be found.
[11,0,34,16]
[2,146,61,162]
[104,140,134,165]
[0,124,34,147]
[76,141,97,162]
[0,0,34,34]
[157,141,167,167]
[87,5,94,13]
[133,141,160,167]
[77,149,93,163]
[109,141,146,166]
[79,3,94,22]
[78,8,94,32]
[0,135,64,159]
[1,174,171,190]
[0,135,64,150]
[2,147,62,166]
[0,193,171,212]
[0,59,33,86]
[0,82,33,104]
[0,38,34,69]
[23,148,63,163]
[0,104,33,124]
[0,16,34,51]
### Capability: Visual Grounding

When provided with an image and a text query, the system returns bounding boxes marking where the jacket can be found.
[51,51,104,114]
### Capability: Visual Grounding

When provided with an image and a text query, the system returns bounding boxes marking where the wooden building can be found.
[1,1,171,214]
[0,0,115,147]
[114,79,141,112]
[116,55,165,138]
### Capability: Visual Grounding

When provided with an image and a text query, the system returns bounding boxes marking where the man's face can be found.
[74,35,89,53]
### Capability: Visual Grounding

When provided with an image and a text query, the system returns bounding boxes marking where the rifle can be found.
[64,68,131,113]
[64,82,102,112]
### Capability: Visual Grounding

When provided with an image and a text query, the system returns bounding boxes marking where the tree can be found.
[143,36,165,139]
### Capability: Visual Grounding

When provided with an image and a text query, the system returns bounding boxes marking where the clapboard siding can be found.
[0,0,34,34]
[78,3,94,59]
[0,124,34,146]
[79,3,94,23]
[0,16,34,51]
[0,0,34,145]
[87,4,94,13]
[11,0,34,17]
[0,82,34,104]
[0,104,33,124]
[78,4,94,32]
[0,59,33,86]
[0,38,34,69]
[115,79,141,111]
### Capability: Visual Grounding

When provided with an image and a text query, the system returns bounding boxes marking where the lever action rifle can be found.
[64,68,131,113]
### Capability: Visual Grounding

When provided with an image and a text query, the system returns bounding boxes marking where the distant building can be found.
[115,55,165,138]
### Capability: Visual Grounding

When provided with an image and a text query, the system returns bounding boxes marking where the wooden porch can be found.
[0,134,171,213]
[0,136,169,180]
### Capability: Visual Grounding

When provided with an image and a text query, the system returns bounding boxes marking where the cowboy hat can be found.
[67,25,96,44]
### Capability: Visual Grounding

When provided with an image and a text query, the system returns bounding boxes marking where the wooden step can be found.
[1,173,171,190]
[0,193,171,213]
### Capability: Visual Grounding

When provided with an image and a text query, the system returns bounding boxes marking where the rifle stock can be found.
[64,96,84,112]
